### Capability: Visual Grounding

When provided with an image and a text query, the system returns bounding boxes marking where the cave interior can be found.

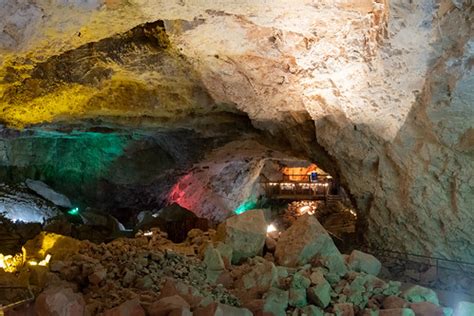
[0,0,473,315]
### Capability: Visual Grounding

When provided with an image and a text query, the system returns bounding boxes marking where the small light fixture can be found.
[267,224,277,234]
[68,207,79,215]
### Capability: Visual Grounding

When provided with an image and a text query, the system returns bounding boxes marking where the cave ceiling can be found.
[0,0,473,261]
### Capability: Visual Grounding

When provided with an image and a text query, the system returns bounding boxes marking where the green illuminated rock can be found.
[263,287,289,316]
[401,285,439,306]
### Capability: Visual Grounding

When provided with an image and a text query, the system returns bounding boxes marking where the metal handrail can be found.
[363,247,474,267]
[362,246,474,296]
[0,285,34,313]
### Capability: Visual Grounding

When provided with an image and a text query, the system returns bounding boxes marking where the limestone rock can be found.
[347,250,382,276]
[215,209,267,264]
[88,265,107,285]
[454,301,474,316]
[237,260,277,293]
[148,295,191,316]
[289,288,307,308]
[26,179,72,208]
[409,302,444,316]
[275,215,345,274]
[334,302,355,316]
[379,309,415,316]
[23,231,82,261]
[194,303,252,316]
[300,305,325,316]
[104,299,146,316]
[383,296,408,309]
[401,285,439,306]
[35,286,85,316]
[263,287,289,316]
[307,278,332,309]
[204,246,225,283]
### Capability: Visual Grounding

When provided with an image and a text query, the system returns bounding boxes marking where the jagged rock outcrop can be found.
[0,0,472,261]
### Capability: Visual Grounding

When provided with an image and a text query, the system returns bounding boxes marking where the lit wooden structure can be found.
[262,174,341,201]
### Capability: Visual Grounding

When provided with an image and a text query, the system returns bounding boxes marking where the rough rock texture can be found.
[215,209,267,263]
[275,214,345,273]
[347,250,382,276]
[34,286,86,316]
[0,1,472,261]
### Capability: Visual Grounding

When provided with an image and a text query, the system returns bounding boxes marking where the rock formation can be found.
[0,1,472,263]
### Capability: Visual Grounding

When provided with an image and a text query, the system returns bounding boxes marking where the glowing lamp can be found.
[68,207,79,215]
[298,205,311,214]
[267,224,277,234]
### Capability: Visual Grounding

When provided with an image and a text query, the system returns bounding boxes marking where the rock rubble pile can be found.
[2,209,472,316]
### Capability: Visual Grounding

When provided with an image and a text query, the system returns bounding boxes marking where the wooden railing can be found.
[262,178,338,200]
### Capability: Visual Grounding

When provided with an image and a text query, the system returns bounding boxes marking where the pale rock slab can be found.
[26,179,72,208]
[275,214,346,274]
[454,301,474,316]
[34,286,85,316]
[347,250,382,276]
[401,285,439,306]
[215,209,267,264]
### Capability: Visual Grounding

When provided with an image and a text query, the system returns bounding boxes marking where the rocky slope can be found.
[4,211,472,315]
[0,1,472,261]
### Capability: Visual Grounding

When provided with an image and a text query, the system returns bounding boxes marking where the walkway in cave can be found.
[259,161,359,252]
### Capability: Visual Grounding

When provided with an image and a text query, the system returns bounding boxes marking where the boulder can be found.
[265,236,277,252]
[23,231,82,261]
[274,215,346,275]
[104,299,146,316]
[409,302,444,316]
[300,305,325,316]
[158,279,203,309]
[292,271,311,289]
[383,296,408,309]
[401,285,439,305]
[194,303,252,316]
[139,203,208,243]
[334,303,355,316]
[238,260,277,293]
[148,295,191,316]
[347,250,382,276]
[204,246,225,283]
[289,288,307,308]
[379,309,415,316]
[454,301,474,316]
[35,286,85,316]
[26,179,72,208]
[88,265,107,285]
[263,287,289,316]
[215,209,267,263]
[307,277,332,309]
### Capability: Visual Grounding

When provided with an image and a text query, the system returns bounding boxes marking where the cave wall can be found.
[0,0,472,260]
